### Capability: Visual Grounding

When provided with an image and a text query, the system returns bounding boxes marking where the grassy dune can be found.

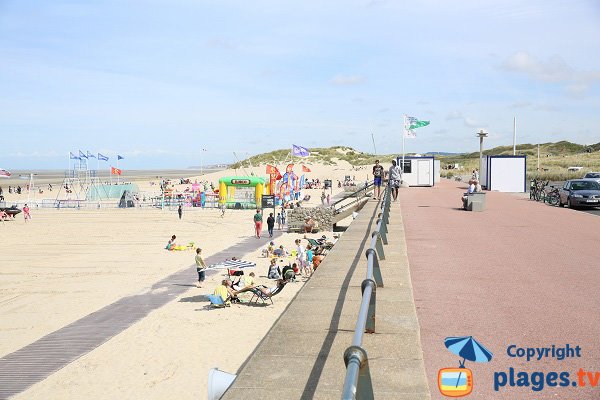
[233,141,600,182]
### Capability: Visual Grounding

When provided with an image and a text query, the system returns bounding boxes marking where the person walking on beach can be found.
[372,160,385,200]
[280,207,286,226]
[388,159,402,201]
[267,212,275,238]
[253,209,263,238]
[321,191,326,205]
[177,205,183,220]
[195,248,207,288]
[326,193,331,205]
[23,204,31,222]
[276,212,282,230]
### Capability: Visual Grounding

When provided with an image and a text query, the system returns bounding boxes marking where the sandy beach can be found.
[0,159,380,399]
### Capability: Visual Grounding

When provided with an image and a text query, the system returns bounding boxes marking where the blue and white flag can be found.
[87,151,96,159]
[69,152,80,160]
[98,153,109,161]
[79,150,87,159]
[292,145,310,157]
[117,155,124,160]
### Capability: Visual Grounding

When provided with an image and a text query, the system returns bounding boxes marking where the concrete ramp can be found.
[332,197,369,225]
[222,199,430,399]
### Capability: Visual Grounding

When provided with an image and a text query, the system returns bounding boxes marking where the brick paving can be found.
[399,179,600,399]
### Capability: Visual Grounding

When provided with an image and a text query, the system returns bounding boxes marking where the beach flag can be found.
[302,165,311,172]
[403,116,430,139]
[87,151,96,158]
[98,153,109,161]
[292,144,310,157]
[69,152,80,160]
[117,155,124,160]
[266,164,278,174]
[409,119,430,130]
[79,150,87,159]
[111,167,122,175]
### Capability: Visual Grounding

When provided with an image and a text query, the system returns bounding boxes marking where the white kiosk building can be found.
[481,155,527,192]
[397,156,435,187]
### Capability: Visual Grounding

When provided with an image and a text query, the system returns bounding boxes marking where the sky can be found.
[1,0,599,169]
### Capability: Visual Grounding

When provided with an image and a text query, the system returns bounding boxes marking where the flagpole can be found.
[402,115,406,173]
[513,117,517,155]
[117,157,120,185]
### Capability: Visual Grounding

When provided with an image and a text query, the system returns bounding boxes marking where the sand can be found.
[0,159,376,399]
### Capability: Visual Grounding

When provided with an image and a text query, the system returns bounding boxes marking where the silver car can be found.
[583,172,600,184]
[559,179,600,208]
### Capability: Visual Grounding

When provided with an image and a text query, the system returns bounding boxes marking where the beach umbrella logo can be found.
[438,336,493,397]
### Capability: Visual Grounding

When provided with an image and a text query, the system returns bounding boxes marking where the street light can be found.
[476,129,488,185]
[200,148,207,175]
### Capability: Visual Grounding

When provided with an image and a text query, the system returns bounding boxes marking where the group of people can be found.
[0,204,31,222]
[265,238,321,280]
[253,208,288,238]
[372,159,403,201]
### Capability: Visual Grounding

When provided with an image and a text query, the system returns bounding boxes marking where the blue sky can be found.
[1,0,599,169]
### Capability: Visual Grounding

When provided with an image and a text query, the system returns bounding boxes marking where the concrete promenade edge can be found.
[222,198,430,400]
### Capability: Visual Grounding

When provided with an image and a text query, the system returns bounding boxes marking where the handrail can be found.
[331,181,374,210]
[341,186,392,399]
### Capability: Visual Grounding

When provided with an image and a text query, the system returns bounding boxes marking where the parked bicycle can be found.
[530,179,549,202]
[544,186,560,206]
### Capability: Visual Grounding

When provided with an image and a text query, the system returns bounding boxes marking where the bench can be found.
[463,192,486,211]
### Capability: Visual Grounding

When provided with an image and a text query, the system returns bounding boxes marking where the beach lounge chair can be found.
[248,281,287,306]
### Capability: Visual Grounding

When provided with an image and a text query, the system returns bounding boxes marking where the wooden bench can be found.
[463,192,486,211]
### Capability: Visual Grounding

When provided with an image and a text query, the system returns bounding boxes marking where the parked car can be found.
[582,172,600,184]
[558,179,600,208]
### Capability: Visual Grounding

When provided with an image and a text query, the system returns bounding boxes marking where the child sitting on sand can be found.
[166,235,178,250]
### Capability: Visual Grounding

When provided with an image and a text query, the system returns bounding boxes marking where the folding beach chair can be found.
[248,281,287,306]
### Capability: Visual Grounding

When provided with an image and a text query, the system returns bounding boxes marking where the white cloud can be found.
[509,101,531,109]
[446,111,463,120]
[330,74,366,86]
[463,117,480,128]
[502,51,600,95]
[8,150,60,158]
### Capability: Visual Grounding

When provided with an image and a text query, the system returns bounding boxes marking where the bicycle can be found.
[535,180,549,202]
[544,186,560,206]
[529,178,540,200]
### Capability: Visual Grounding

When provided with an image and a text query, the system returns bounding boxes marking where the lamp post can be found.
[200,148,207,175]
[477,129,488,184]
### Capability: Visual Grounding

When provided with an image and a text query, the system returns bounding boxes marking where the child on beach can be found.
[295,239,305,275]
[195,248,207,288]
[276,212,282,230]
[22,204,31,222]
[304,244,314,277]
[166,235,177,250]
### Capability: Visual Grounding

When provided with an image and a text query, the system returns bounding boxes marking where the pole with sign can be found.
[261,194,276,225]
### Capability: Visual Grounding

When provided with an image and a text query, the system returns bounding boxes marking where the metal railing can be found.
[341,186,391,400]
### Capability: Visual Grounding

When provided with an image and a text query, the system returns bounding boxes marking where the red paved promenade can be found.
[399,179,599,400]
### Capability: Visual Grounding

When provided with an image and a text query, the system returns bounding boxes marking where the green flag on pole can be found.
[409,120,430,130]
